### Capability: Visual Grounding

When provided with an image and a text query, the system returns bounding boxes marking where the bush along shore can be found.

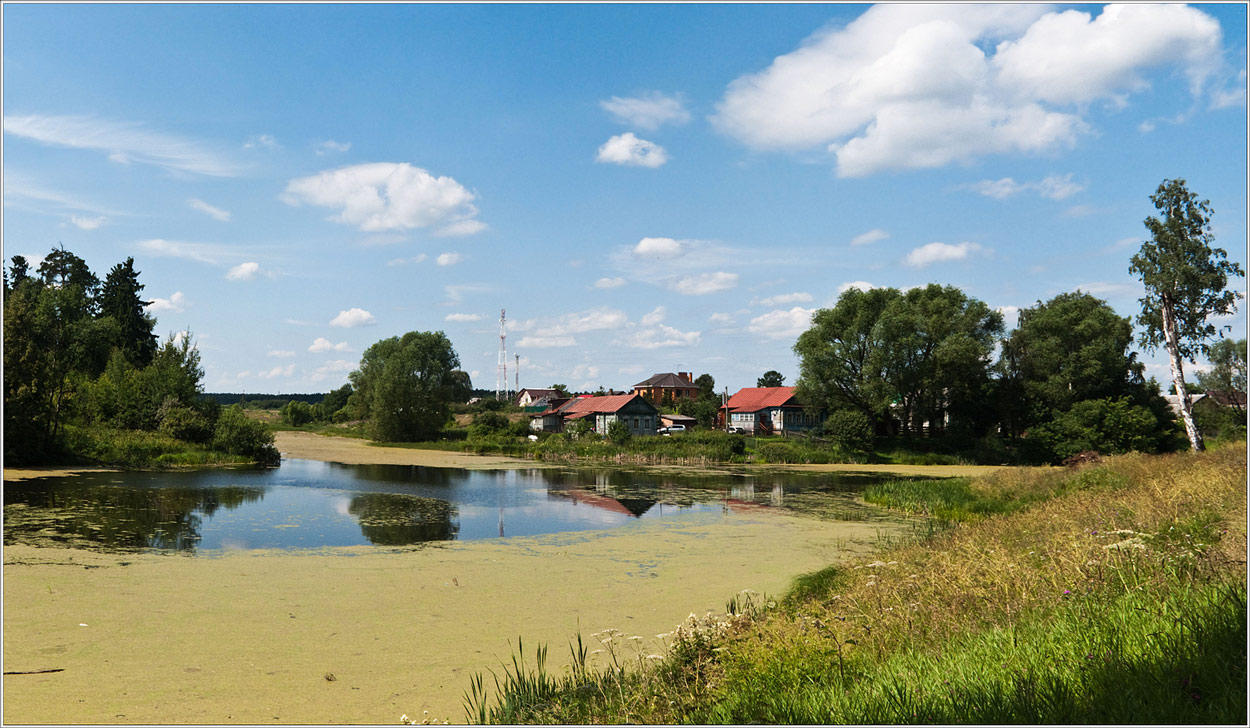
[460,443,1247,724]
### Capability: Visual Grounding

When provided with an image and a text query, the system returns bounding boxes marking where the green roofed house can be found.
[530,394,659,435]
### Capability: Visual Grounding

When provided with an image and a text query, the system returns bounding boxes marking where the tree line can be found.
[795,179,1243,462]
[4,247,276,466]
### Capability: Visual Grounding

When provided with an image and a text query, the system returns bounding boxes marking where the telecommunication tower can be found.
[515,353,520,395]
[495,309,507,401]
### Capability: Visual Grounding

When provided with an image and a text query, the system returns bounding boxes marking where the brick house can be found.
[632,372,699,403]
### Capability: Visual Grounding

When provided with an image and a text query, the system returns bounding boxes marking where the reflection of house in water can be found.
[553,488,659,517]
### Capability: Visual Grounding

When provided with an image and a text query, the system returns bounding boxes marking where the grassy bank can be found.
[463,444,1247,724]
[44,423,269,469]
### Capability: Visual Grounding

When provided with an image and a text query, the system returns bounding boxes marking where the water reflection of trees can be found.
[3,483,264,551]
[347,492,459,545]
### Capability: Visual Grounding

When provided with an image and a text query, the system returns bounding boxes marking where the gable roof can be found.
[725,386,801,413]
[633,372,693,388]
[518,388,559,398]
[535,394,656,419]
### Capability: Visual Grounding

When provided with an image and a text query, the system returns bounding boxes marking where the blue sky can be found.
[4,3,1246,395]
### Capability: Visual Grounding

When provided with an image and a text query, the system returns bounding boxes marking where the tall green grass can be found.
[60,425,254,468]
[457,445,1247,725]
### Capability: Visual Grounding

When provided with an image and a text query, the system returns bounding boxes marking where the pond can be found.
[3,459,909,553]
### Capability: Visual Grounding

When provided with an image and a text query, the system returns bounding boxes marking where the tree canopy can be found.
[1129,178,1245,451]
[756,370,785,388]
[349,330,467,442]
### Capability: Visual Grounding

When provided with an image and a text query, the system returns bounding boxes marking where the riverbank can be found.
[2,506,907,724]
[274,430,1006,478]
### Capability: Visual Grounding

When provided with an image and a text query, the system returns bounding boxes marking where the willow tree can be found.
[1129,179,1244,451]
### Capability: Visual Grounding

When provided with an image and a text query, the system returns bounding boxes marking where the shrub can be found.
[156,396,213,443]
[607,419,632,445]
[469,410,510,439]
[212,405,280,465]
[1031,396,1168,463]
[280,400,314,427]
[824,410,874,455]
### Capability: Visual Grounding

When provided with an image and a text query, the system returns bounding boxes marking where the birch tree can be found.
[1129,179,1245,451]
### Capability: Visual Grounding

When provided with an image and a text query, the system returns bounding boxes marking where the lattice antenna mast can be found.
[496,309,507,401]
[515,354,520,395]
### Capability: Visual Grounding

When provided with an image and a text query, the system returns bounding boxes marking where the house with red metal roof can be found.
[722,386,821,436]
[530,393,659,435]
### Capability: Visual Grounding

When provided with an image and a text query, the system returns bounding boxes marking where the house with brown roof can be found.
[516,388,560,407]
[722,386,821,436]
[633,372,699,403]
[530,394,659,435]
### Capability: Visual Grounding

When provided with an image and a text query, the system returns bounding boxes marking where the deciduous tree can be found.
[349,331,464,442]
[1129,179,1245,451]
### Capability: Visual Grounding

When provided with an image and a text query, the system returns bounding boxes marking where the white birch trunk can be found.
[1161,297,1204,451]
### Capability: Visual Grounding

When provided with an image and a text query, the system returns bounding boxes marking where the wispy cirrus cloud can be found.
[600,92,691,130]
[967,173,1085,200]
[315,139,351,155]
[69,215,106,230]
[3,113,242,176]
[904,242,984,268]
[850,229,890,246]
[188,198,231,221]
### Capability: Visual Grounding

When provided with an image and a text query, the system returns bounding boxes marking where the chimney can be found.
[681,371,692,382]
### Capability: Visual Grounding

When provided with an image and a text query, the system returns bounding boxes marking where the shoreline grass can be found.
[461,444,1248,725]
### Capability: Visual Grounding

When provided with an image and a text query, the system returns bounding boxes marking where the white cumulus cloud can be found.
[600,92,692,129]
[969,174,1084,200]
[315,139,352,155]
[596,132,669,168]
[712,4,1224,177]
[257,364,296,380]
[904,242,984,267]
[837,281,877,294]
[594,277,627,289]
[445,313,482,322]
[748,307,815,341]
[309,337,351,353]
[145,291,188,313]
[226,261,260,281]
[756,292,813,307]
[329,307,376,328]
[282,162,485,235]
[633,236,684,259]
[436,252,463,266]
[518,336,577,348]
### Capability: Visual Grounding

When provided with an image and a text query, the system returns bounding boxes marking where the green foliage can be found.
[795,284,1002,437]
[824,410,874,455]
[156,396,214,444]
[321,383,354,415]
[607,419,632,445]
[211,405,279,465]
[1030,397,1169,463]
[97,256,157,367]
[1131,179,1245,362]
[566,418,592,439]
[1195,338,1247,396]
[469,411,510,439]
[281,400,314,427]
[757,370,786,387]
[349,330,464,442]
[1001,292,1144,433]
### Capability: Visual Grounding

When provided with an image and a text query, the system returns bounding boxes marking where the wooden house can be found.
[722,387,821,435]
[516,388,560,407]
[530,394,659,435]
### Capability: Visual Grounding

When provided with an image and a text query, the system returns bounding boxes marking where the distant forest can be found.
[204,388,502,409]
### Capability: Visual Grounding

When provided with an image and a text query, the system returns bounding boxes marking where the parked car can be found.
[728,426,747,434]
[657,424,688,435]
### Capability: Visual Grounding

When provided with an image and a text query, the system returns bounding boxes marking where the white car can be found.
[657,424,687,435]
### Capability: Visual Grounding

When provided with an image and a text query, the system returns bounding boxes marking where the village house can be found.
[632,372,699,403]
[722,386,821,436]
[530,393,659,436]
[516,388,560,407]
